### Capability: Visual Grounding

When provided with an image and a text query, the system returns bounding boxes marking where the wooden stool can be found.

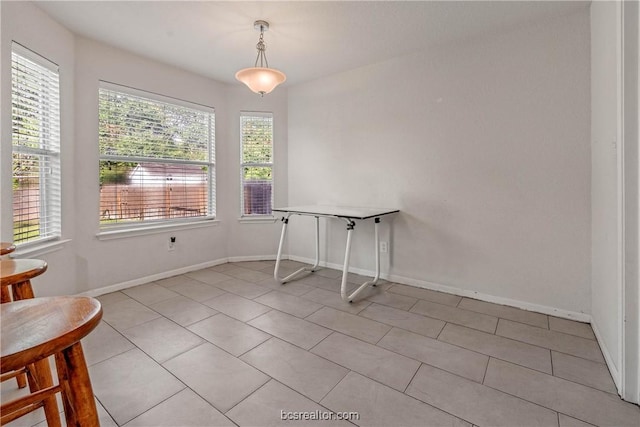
[0,245,17,320]
[1,296,103,427]
[0,259,48,390]
[0,242,16,256]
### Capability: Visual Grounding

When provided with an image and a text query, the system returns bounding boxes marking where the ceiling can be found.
[35,1,588,87]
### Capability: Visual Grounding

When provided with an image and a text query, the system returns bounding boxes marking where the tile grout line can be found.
[374,326,395,345]
[481,357,491,384]
[315,369,351,404]
[434,321,447,340]
[222,377,273,419]
[86,321,138,367]
[412,362,578,425]
[300,305,558,384]
[406,298,420,312]
[463,319,607,366]
[115,387,191,427]
[484,357,638,418]
[307,330,338,353]
[477,360,636,424]
[93,392,119,426]
[435,326,554,375]
[402,362,422,394]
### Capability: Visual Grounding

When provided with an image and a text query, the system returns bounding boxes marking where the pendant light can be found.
[235,20,286,96]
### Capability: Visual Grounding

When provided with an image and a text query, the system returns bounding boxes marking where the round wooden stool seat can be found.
[0,259,47,287]
[0,259,47,303]
[1,297,102,371]
[1,297,103,426]
[0,242,16,256]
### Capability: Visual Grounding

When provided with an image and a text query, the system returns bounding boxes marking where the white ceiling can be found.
[35,1,588,87]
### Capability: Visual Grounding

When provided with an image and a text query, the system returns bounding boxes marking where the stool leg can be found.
[15,372,27,389]
[12,280,35,300]
[55,342,99,427]
[1,286,11,303]
[9,282,32,389]
[3,285,28,389]
[32,357,62,427]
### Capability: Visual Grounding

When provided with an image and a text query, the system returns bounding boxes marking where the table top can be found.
[1,297,102,372]
[273,205,399,220]
[0,259,48,286]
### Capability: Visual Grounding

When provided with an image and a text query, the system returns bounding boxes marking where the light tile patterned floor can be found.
[2,261,639,426]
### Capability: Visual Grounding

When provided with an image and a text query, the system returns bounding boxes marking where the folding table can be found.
[272,205,399,302]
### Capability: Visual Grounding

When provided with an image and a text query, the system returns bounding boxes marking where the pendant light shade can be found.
[235,20,286,96]
[235,67,286,96]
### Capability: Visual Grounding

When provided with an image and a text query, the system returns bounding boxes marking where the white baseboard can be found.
[289,255,592,323]
[227,254,279,262]
[77,257,230,297]
[591,320,622,393]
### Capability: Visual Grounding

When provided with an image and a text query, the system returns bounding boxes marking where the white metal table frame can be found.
[273,206,399,302]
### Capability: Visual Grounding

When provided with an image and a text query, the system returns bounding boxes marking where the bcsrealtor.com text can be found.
[280,410,360,421]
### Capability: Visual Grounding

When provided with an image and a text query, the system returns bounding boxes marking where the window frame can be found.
[240,111,275,218]
[98,81,216,231]
[11,42,62,247]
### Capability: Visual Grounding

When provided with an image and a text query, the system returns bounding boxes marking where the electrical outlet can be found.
[168,236,176,251]
[380,241,388,253]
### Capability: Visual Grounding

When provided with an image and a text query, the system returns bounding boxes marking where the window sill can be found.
[12,239,72,258]
[97,219,220,241]
[238,216,278,224]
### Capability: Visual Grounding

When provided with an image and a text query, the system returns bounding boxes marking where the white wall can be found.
[288,9,592,315]
[590,0,622,385]
[73,37,231,292]
[224,86,288,260]
[0,2,288,295]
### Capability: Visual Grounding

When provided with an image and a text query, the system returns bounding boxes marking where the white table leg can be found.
[274,215,290,283]
[310,216,320,270]
[274,215,320,284]
[340,220,355,301]
[342,218,382,302]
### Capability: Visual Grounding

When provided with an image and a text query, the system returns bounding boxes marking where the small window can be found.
[240,112,274,216]
[11,43,61,245]
[98,82,215,228]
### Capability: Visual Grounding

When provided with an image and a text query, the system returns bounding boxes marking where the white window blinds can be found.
[98,83,215,227]
[240,112,273,216]
[11,43,61,244]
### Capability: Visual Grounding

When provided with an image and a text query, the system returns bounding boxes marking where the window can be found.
[11,43,61,245]
[98,83,215,228]
[240,112,273,216]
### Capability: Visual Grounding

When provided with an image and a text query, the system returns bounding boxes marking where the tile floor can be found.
[2,260,639,426]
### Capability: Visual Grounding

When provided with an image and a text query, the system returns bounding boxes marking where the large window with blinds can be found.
[240,112,274,216]
[98,83,215,228]
[11,44,61,245]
